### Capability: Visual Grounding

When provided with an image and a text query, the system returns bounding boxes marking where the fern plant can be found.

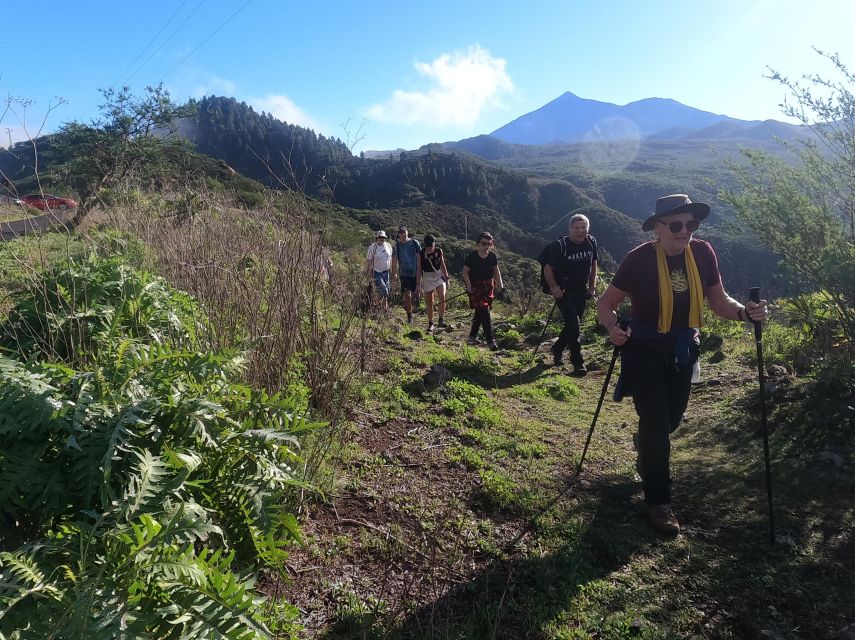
[0,254,200,366]
[0,255,316,638]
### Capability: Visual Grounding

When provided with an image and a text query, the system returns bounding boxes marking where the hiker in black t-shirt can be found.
[463,232,504,350]
[542,213,599,375]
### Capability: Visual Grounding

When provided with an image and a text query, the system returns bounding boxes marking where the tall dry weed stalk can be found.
[98,186,371,481]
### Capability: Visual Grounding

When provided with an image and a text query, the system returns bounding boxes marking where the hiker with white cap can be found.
[366,230,393,312]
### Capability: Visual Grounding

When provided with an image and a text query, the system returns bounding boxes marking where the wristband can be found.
[737,307,746,322]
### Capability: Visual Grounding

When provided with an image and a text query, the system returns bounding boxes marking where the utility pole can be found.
[4,128,11,149]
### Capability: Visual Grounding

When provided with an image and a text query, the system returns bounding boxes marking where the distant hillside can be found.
[489,91,804,146]
[1,92,789,295]
[172,98,649,260]
[178,96,352,193]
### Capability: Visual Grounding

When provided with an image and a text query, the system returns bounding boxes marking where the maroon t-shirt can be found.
[612,239,722,330]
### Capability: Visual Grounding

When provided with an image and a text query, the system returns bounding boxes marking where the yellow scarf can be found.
[655,241,703,333]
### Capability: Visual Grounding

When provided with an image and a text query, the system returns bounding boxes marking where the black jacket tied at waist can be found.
[613,320,700,401]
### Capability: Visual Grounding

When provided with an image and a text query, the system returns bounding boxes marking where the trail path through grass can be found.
[275,306,855,639]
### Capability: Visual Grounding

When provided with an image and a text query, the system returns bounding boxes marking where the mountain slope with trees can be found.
[0,91,801,295]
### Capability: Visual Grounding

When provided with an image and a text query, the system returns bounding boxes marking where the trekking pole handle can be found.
[749,287,762,342]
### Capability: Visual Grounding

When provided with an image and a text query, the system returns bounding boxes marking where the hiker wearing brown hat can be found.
[596,194,769,535]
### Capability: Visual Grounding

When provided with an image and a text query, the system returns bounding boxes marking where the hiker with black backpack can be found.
[416,234,450,332]
[540,213,599,376]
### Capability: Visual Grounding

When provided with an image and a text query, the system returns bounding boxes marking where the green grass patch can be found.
[476,468,552,516]
[511,375,581,402]
[446,444,488,470]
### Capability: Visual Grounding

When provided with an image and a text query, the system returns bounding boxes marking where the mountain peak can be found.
[490,92,769,144]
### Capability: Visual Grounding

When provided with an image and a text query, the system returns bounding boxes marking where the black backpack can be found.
[537,237,568,294]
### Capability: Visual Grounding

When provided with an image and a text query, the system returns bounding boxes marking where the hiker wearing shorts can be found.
[416,234,449,332]
[597,194,768,535]
[366,230,393,312]
[391,225,421,323]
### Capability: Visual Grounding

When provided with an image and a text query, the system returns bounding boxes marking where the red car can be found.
[20,193,78,211]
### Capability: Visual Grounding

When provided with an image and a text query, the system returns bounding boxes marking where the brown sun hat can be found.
[641,194,710,232]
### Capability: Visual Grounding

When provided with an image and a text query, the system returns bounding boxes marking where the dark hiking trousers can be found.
[625,344,693,506]
[554,291,586,364]
[470,307,494,342]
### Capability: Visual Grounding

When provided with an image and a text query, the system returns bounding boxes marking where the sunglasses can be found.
[658,219,700,233]
[479,240,492,246]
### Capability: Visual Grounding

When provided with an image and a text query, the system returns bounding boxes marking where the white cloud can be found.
[189,73,239,98]
[249,94,324,133]
[366,45,513,128]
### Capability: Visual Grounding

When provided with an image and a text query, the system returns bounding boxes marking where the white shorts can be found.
[421,270,446,294]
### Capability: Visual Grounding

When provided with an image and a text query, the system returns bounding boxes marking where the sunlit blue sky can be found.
[2,0,854,151]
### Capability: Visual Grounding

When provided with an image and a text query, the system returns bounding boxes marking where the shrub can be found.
[0,257,314,638]
[0,255,200,366]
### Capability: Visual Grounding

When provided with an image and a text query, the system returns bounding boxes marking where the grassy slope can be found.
[5,221,850,639]
[277,301,854,639]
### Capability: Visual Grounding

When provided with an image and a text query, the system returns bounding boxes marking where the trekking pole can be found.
[529,301,557,361]
[749,286,775,544]
[434,289,469,307]
[505,342,620,552]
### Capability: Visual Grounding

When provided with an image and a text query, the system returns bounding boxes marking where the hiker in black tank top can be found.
[542,213,599,375]
[416,234,449,332]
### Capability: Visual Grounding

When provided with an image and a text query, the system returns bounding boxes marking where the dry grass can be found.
[90,187,377,482]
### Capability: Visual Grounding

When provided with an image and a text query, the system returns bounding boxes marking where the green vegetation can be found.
[1,56,854,638]
[0,254,315,638]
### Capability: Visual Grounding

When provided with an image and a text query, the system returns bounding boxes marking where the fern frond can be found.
[124,450,174,516]
[0,551,63,621]
[155,556,272,640]
[0,357,66,438]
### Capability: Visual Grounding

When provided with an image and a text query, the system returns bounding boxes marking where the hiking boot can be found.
[437,317,447,328]
[427,321,434,332]
[647,504,680,534]
[487,339,499,351]
[551,343,564,366]
[467,335,480,346]
[570,362,588,377]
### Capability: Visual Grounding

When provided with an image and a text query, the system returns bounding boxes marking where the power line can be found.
[77,0,248,123]
[159,0,253,82]
[79,1,208,121]
[127,0,210,84]
[109,0,189,89]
